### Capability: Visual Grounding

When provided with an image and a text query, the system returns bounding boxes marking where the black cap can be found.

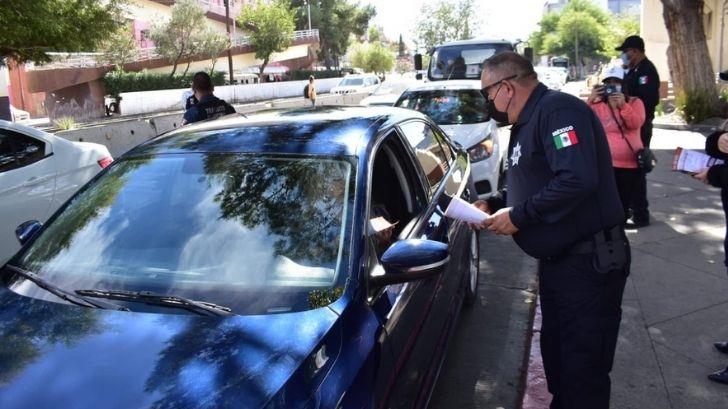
[615,35,645,52]
[720,70,728,81]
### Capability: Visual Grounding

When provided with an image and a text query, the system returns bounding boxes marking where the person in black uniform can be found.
[617,35,660,228]
[473,52,630,409]
[182,72,236,125]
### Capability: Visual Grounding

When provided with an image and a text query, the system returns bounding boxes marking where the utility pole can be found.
[224,0,234,84]
[305,0,312,31]
[574,29,580,80]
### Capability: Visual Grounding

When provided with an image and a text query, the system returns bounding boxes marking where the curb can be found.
[520,298,550,409]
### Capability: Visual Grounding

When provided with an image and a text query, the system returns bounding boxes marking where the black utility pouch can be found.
[592,237,629,275]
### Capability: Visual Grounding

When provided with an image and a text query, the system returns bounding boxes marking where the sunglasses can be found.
[480,74,517,100]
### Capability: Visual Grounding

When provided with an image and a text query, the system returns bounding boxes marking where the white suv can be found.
[330,74,381,95]
[395,80,507,199]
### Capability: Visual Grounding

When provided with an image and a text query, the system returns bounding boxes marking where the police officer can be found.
[473,52,630,409]
[617,35,660,228]
[182,72,236,125]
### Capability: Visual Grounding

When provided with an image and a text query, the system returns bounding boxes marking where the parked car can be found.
[0,120,112,264]
[395,80,507,199]
[10,105,30,122]
[0,106,479,409]
[359,80,418,107]
[330,74,381,95]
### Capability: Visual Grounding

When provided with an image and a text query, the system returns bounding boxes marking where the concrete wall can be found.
[58,90,368,157]
[118,77,343,116]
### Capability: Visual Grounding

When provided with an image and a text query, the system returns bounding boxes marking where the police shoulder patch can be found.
[551,126,579,150]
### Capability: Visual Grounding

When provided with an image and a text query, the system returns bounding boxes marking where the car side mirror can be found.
[414,53,423,71]
[415,73,423,80]
[370,239,449,287]
[16,220,42,246]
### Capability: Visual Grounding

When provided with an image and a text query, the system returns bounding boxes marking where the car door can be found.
[0,128,56,264]
[371,121,472,408]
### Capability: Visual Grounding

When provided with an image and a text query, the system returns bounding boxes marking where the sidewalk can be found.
[523,129,728,409]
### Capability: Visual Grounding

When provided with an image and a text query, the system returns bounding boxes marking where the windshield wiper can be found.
[5,265,129,311]
[75,289,233,317]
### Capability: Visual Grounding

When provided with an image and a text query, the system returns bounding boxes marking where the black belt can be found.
[562,225,626,256]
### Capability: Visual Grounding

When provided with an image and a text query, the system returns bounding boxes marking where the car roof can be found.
[342,74,376,79]
[0,119,53,141]
[402,80,482,92]
[433,38,514,48]
[129,106,428,157]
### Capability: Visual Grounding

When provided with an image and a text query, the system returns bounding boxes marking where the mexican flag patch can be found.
[552,126,579,149]
[639,75,649,85]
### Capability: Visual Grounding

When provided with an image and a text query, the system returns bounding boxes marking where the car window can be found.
[12,153,356,315]
[395,89,488,125]
[398,121,450,193]
[0,129,46,173]
[340,78,364,86]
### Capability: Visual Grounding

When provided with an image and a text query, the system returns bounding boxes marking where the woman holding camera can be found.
[588,66,646,223]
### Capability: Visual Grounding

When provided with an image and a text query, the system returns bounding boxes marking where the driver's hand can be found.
[469,200,491,230]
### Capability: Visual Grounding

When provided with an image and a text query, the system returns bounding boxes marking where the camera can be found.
[603,84,619,97]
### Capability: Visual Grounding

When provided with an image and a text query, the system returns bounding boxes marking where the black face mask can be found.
[486,83,512,124]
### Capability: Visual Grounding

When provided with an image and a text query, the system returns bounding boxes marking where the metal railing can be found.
[30,29,320,70]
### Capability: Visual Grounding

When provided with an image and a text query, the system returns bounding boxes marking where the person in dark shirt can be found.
[693,124,728,385]
[617,35,660,228]
[182,72,236,125]
[473,52,629,409]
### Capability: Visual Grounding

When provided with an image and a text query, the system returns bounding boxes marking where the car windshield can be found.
[373,82,411,96]
[429,43,513,80]
[10,153,355,315]
[340,78,364,86]
[395,89,488,125]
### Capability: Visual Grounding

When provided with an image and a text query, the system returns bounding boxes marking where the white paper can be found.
[368,217,396,235]
[444,196,489,224]
[673,147,723,173]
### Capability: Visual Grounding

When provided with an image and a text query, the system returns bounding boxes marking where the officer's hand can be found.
[718,132,728,154]
[693,168,710,184]
[469,200,491,230]
[486,207,519,236]
[588,86,604,103]
[608,93,626,109]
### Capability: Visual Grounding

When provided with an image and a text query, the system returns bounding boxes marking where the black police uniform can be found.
[624,57,660,224]
[486,83,630,409]
[183,94,236,124]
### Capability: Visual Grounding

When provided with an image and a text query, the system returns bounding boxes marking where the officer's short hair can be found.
[192,72,214,93]
[483,52,537,85]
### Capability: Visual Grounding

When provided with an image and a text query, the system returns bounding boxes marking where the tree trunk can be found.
[661,0,718,100]
[182,56,192,76]
[259,57,269,79]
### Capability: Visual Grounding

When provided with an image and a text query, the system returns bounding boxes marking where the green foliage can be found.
[413,0,478,50]
[288,69,345,80]
[0,0,125,65]
[350,43,395,75]
[54,116,77,130]
[97,23,139,69]
[368,26,381,43]
[103,69,225,97]
[149,0,207,77]
[676,89,718,124]
[290,0,376,68]
[720,87,728,104]
[307,287,345,309]
[238,0,295,75]
[197,29,230,73]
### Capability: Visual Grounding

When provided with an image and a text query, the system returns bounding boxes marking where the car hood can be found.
[0,287,340,409]
[359,94,399,106]
[438,121,496,149]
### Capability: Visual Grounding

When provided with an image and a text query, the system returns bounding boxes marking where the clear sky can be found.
[362,0,545,49]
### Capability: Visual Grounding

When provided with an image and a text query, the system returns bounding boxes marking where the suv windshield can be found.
[429,43,513,80]
[395,89,488,125]
[10,153,354,315]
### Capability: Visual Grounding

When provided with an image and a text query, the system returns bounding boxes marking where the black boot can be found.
[708,367,728,384]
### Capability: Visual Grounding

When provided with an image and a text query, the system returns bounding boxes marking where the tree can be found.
[351,42,394,75]
[150,0,207,77]
[290,0,376,69]
[0,0,124,65]
[97,23,139,70]
[238,1,296,76]
[413,0,478,50]
[398,34,405,57]
[660,0,718,107]
[197,29,230,74]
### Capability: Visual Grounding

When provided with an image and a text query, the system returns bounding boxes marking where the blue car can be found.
[0,107,480,409]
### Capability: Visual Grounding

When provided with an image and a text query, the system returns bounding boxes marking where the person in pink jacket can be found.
[588,65,646,224]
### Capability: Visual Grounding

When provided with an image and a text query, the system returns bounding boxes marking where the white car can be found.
[330,74,381,95]
[359,80,418,106]
[394,80,508,199]
[10,105,30,122]
[0,120,113,264]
